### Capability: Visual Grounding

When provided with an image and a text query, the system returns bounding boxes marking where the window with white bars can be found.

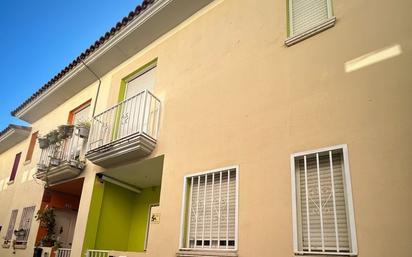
[180,167,238,250]
[4,209,18,242]
[16,206,36,243]
[288,0,334,37]
[291,145,357,255]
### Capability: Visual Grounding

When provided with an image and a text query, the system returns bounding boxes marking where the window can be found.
[68,100,91,125]
[9,152,22,182]
[286,0,336,46]
[25,131,38,162]
[180,166,238,250]
[4,210,18,244]
[124,64,156,99]
[290,145,357,255]
[15,206,36,245]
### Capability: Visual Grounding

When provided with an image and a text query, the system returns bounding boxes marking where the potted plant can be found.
[58,124,74,139]
[35,207,56,247]
[38,136,49,149]
[47,130,60,145]
[77,121,91,138]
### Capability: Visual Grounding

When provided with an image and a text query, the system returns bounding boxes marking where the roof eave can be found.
[12,0,215,123]
[0,125,32,154]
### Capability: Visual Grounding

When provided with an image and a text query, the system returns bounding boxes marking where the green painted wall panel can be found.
[94,182,135,251]
[127,186,161,251]
[82,178,161,254]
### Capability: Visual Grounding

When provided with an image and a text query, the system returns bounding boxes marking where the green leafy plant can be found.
[35,207,57,247]
[46,130,61,144]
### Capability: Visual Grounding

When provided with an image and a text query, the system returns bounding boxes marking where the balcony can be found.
[86,90,161,167]
[36,125,87,184]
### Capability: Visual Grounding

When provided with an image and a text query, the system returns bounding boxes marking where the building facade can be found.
[0,0,411,257]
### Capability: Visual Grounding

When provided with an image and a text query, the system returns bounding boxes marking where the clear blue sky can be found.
[0,0,143,129]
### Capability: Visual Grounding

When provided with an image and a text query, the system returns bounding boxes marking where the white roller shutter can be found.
[289,0,332,36]
[184,167,238,250]
[125,66,156,99]
[292,146,357,255]
[4,209,18,241]
[17,206,36,243]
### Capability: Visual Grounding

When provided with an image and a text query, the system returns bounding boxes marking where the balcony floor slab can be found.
[86,133,156,168]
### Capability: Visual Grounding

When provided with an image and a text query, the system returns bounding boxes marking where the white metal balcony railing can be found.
[57,248,72,257]
[38,127,86,171]
[88,90,160,152]
[85,250,109,257]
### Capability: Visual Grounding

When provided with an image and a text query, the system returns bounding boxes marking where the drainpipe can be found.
[81,60,101,117]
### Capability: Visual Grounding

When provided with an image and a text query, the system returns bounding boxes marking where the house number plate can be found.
[151,213,160,224]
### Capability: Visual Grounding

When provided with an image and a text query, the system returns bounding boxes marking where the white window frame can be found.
[179,165,239,252]
[286,0,336,46]
[290,144,357,255]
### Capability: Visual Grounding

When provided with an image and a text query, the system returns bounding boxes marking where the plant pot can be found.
[78,126,89,138]
[77,161,86,170]
[58,125,74,139]
[47,132,60,144]
[14,229,26,237]
[38,138,49,149]
[50,158,60,166]
[37,164,47,171]
[69,159,78,167]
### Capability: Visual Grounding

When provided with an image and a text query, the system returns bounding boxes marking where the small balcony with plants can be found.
[86,90,160,167]
[36,123,89,185]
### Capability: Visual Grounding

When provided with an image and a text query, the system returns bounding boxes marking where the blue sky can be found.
[0,0,143,129]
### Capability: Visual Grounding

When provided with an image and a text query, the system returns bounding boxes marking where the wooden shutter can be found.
[9,152,22,182]
[185,168,237,249]
[25,132,38,162]
[17,206,36,243]
[4,209,18,241]
[289,0,332,36]
[295,148,352,254]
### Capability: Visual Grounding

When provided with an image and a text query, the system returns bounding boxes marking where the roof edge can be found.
[10,0,156,117]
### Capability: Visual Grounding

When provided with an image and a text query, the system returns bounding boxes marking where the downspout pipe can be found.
[81,60,101,116]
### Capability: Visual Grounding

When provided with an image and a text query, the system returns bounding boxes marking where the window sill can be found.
[285,17,336,47]
[294,251,357,256]
[14,244,27,250]
[23,160,32,165]
[7,180,14,185]
[177,250,238,257]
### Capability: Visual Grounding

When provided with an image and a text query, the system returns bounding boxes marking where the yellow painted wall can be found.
[0,0,411,257]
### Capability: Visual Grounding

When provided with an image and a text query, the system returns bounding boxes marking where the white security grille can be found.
[16,206,36,243]
[88,90,160,151]
[57,248,71,257]
[4,209,18,241]
[181,167,238,250]
[291,146,357,255]
[289,0,333,36]
[86,250,109,257]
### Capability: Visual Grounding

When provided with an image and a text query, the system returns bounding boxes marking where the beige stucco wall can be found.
[1,0,411,257]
